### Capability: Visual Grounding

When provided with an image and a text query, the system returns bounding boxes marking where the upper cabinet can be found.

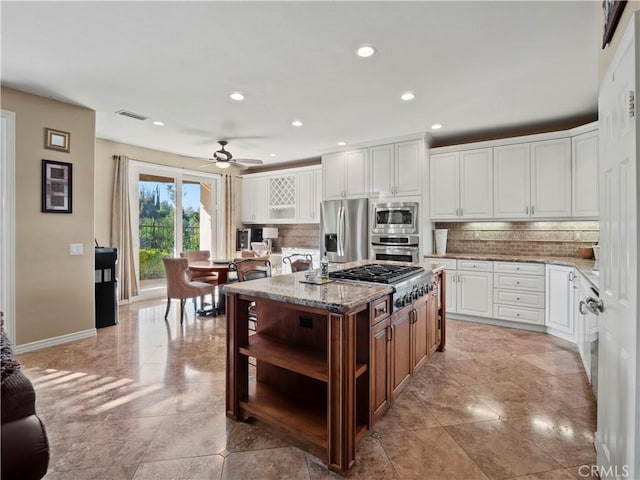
[430,148,492,219]
[370,140,423,197]
[241,166,322,224]
[530,138,572,218]
[493,138,572,219]
[323,148,368,199]
[432,123,597,221]
[571,129,599,218]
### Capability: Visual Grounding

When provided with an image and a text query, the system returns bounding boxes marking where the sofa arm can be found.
[1,414,50,480]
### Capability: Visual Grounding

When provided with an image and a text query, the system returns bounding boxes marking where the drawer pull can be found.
[516,313,521,317]
[516,267,520,270]
[516,281,520,285]
[516,297,520,301]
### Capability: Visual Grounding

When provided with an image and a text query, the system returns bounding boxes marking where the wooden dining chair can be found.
[229,258,272,331]
[283,253,313,273]
[162,257,215,324]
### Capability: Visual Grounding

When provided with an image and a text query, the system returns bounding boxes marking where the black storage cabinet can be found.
[95,247,118,328]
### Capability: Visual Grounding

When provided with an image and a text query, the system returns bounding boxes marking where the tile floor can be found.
[16,299,599,480]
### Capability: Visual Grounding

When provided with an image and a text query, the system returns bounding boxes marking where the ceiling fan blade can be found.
[235,159,264,165]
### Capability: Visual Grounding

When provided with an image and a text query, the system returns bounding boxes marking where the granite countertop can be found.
[224,259,442,313]
[424,253,599,290]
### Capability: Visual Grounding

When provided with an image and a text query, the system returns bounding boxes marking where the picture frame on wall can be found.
[42,159,72,213]
[44,127,70,153]
[602,0,627,48]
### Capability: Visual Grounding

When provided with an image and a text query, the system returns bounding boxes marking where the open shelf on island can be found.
[240,381,327,451]
[240,333,328,382]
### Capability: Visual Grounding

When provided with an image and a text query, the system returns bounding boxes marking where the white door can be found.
[572,130,599,217]
[296,171,315,222]
[322,152,345,200]
[597,14,638,479]
[457,271,493,317]
[241,177,256,222]
[344,148,368,197]
[545,265,575,341]
[395,140,422,196]
[460,148,493,218]
[369,144,394,196]
[530,138,572,217]
[493,143,531,218]
[429,152,459,219]
[254,177,269,222]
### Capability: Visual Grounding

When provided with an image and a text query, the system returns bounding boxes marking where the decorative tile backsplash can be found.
[434,221,599,257]
[245,224,320,252]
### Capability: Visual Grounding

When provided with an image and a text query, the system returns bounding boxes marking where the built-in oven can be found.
[372,202,418,234]
[370,234,420,263]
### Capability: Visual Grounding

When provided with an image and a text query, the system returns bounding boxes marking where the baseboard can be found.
[448,313,547,333]
[14,328,97,354]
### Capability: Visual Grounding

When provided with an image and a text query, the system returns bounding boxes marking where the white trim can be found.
[318,131,427,155]
[14,328,97,354]
[241,164,320,179]
[0,109,16,342]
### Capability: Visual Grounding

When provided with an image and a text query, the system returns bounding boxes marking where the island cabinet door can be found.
[370,318,391,423]
[411,297,429,374]
[390,306,412,402]
[427,289,440,356]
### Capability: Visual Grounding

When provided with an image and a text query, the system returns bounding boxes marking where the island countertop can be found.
[224,260,443,313]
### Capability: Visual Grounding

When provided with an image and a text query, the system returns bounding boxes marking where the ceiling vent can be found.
[115,110,149,121]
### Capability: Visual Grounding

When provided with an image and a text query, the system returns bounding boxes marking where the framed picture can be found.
[42,159,72,213]
[602,0,627,48]
[44,128,70,153]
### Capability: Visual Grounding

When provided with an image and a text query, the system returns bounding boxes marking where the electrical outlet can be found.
[298,316,313,328]
[69,243,84,255]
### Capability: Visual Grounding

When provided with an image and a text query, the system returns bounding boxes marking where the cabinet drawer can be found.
[494,304,545,325]
[493,288,545,308]
[493,262,545,276]
[494,273,545,292]
[424,257,457,270]
[371,296,391,325]
[457,260,492,272]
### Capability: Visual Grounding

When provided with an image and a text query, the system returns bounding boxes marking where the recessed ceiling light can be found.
[291,120,303,127]
[431,123,443,130]
[152,121,165,126]
[337,141,346,146]
[269,153,277,157]
[230,92,245,101]
[401,92,415,101]
[356,45,376,58]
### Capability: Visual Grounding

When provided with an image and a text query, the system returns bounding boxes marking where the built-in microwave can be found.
[371,202,418,234]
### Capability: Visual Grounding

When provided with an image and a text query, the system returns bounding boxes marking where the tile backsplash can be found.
[434,221,599,257]
[245,224,320,252]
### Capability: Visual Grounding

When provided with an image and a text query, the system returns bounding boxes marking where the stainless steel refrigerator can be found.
[320,198,369,263]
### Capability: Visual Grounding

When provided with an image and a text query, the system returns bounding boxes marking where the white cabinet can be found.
[493,262,545,326]
[296,168,322,223]
[430,149,492,219]
[571,130,599,218]
[494,143,531,218]
[493,138,572,219]
[545,264,575,341]
[574,272,598,383]
[530,138,572,218]
[457,270,493,318]
[241,176,269,223]
[370,140,423,197]
[322,148,368,200]
[242,167,321,224]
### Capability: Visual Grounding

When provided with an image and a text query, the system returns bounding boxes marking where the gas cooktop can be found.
[329,263,424,284]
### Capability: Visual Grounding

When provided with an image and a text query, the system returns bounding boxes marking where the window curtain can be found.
[111,155,139,300]
[223,173,239,258]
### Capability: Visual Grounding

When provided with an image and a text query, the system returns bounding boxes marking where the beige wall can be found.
[94,138,243,251]
[1,87,96,345]
[599,1,640,81]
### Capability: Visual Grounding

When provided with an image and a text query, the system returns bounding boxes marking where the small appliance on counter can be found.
[236,228,263,251]
[434,229,448,255]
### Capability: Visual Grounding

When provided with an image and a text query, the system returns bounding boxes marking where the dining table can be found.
[187,259,233,315]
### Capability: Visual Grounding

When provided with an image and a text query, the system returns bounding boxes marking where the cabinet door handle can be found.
[456,208,459,217]
[525,205,529,215]
[579,300,587,315]
[569,271,575,282]
[460,208,463,216]
[531,205,535,215]
[388,325,394,341]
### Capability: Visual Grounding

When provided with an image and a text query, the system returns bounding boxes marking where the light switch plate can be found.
[69,243,84,255]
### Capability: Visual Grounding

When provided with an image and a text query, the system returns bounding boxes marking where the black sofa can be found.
[1,316,49,480]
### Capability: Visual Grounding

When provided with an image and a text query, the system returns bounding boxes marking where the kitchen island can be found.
[224,261,445,475]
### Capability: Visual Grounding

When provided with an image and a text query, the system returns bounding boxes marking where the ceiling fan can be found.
[211,140,263,169]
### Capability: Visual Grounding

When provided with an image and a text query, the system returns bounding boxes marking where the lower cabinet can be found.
[545,264,575,341]
[390,306,413,401]
[457,269,493,317]
[369,275,442,425]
